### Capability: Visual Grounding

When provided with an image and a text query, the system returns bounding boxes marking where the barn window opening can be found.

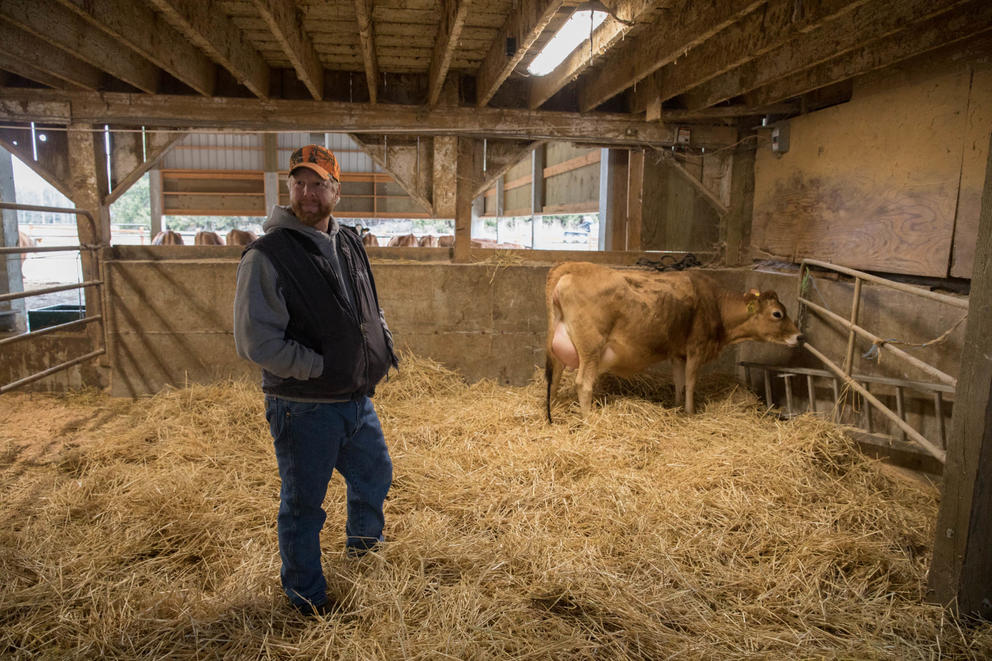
[527,5,608,76]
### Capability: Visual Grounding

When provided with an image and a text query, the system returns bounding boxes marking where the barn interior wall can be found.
[640,152,723,252]
[751,48,992,279]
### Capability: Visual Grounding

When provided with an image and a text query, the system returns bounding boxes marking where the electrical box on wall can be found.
[771,121,790,155]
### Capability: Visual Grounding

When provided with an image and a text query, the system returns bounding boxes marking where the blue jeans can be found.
[265,395,392,608]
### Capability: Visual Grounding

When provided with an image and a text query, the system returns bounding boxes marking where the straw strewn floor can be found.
[1,353,990,659]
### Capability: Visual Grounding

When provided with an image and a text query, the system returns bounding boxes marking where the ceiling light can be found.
[527,4,609,77]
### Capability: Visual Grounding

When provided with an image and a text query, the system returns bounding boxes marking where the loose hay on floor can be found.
[1,353,990,659]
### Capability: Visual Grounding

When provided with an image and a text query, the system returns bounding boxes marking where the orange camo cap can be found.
[289,144,340,182]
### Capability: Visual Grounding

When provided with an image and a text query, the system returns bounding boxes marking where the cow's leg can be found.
[684,353,701,415]
[672,358,686,407]
[575,356,600,418]
[545,353,565,423]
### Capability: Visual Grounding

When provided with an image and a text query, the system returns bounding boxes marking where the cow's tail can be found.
[545,354,554,424]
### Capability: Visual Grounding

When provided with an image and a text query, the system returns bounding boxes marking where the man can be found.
[233,144,398,616]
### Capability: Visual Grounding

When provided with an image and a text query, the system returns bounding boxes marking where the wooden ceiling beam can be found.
[475,0,564,108]
[54,0,216,96]
[0,0,160,94]
[681,0,970,111]
[578,0,764,113]
[631,0,870,113]
[745,1,992,108]
[0,56,76,91]
[353,0,380,104]
[528,0,665,110]
[0,22,103,91]
[146,0,270,99]
[252,0,324,100]
[0,89,732,147]
[428,0,473,106]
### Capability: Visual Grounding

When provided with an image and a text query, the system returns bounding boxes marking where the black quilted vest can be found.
[245,225,395,400]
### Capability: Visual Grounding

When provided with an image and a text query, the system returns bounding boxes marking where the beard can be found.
[290,197,333,226]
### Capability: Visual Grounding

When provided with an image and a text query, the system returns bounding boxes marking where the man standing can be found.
[234,144,398,616]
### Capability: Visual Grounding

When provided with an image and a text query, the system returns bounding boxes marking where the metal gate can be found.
[0,202,106,393]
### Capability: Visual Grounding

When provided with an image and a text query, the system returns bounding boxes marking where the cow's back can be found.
[549,263,720,373]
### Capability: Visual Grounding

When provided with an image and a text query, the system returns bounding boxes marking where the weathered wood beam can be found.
[630,0,868,113]
[252,0,324,100]
[55,0,216,96]
[681,0,968,111]
[146,0,270,99]
[428,0,472,106]
[661,103,799,122]
[348,134,433,212]
[745,2,992,108]
[0,127,73,199]
[0,89,723,147]
[529,0,664,110]
[433,136,457,218]
[926,130,992,620]
[352,0,380,104]
[473,140,544,198]
[0,22,103,91]
[106,129,184,205]
[0,55,74,91]
[476,0,564,108]
[578,0,764,113]
[0,0,160,94]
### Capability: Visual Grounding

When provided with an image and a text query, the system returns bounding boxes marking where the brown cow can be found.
[545,262,802,421]
[194,230,224,245]
[437,234,454,247]
[362,233,379,247]
[418,234,438,247]
[226,229,257,246]
[152,230,184,245]
[387,233,418,247]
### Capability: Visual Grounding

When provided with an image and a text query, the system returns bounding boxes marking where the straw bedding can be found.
[1,353,990,659]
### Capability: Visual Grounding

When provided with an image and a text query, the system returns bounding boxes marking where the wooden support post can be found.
[724,129,755,266]
[263,133,279,216]
[452,137,476,263]
[67,123,110,368]
[927,133,992,619]
[0,146,25,331]
[626,149,644,251]
[149,167,163,239]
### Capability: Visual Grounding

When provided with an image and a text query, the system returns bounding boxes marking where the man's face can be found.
[288,168,340,226]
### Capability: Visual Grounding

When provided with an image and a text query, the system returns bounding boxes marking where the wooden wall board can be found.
[752,62,972,277]
[951,64,992,279]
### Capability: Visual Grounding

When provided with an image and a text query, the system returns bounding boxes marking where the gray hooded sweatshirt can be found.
[233,206,386,392]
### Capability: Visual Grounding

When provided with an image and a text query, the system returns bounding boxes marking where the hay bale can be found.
[0,353,989,659]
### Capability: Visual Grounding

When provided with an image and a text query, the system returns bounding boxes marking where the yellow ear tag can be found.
[747,301,757,314]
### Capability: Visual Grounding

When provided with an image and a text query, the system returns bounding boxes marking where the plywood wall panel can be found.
[752,65,972,277]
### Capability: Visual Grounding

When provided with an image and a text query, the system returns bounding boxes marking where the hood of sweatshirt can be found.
[262,205,339,243]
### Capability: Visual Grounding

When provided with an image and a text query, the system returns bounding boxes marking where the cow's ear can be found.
[747,288,760,297]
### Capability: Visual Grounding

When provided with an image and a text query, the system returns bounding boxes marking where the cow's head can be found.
[741,290,803,347]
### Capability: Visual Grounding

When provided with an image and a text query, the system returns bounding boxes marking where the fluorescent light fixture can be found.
[527,8,608,76]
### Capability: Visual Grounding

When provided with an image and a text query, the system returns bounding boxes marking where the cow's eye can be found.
[772,310,783,319]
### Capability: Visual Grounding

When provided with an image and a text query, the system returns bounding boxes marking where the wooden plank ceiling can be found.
[0,0,988,145]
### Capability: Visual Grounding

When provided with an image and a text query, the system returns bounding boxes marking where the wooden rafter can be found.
[428,0,473,106]
[745,2,992,108]
[641,0,871,111]
[0,89,727,147]
[251,0,324,100]
[476,0,564,107]
[528,0,664,110]
[680,0,970,112]
[352,0,380,104]
[146,0,270,99]
[0,22,103,91]
[579,0,765,112]
[54,0,216,96]
[0,0,160,94]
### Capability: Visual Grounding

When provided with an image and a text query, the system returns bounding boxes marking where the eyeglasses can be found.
[291,179,336,193]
